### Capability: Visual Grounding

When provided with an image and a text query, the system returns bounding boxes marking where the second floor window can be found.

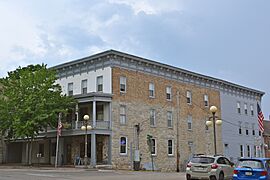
[150,109,156,126]
[167,111,173,128]
[97,76,103,92]
[81,79,87,94]
[166,86,172,100]
[204,94,209,107]
[68,82,73,96]
[149,83,155,97]
[120,105,126,125]
[187,115,192,130]
[120,76,126,92]
[187,91,192,104]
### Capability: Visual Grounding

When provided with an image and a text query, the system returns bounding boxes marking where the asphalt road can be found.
[0,168,186,180]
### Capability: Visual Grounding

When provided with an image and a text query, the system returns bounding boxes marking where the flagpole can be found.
[55,113,61,168]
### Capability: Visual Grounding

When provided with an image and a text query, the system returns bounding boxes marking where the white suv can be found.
[186,155,234,180]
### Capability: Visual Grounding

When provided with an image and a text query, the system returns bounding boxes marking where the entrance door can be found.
[66,144,72,164]
[97,142,103,163]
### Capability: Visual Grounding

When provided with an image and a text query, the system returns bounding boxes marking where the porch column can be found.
[108,135,112,165]
[75,103,79,129]
[109,102,112,129]
[92,101,96,128]
[91,133,96,167]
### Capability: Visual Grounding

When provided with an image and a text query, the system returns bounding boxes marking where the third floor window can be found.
[97,76,103,92]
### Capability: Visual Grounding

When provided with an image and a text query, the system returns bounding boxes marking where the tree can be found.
[0,64,76,164]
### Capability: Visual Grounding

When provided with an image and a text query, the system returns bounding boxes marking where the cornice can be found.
[51,49,265,98]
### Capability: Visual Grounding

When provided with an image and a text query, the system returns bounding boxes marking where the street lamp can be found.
[81,114,92,168]
[206,106,222,155]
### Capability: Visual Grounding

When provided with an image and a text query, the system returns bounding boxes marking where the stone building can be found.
[3,50,264,171]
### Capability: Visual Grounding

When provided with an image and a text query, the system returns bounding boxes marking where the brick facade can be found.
[111,67,222,171]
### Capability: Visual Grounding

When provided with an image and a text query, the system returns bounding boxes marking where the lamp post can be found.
[81,114,92,168]
[206,106,222,155]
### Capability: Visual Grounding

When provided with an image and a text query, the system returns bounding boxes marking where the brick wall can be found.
[111,67,222,171]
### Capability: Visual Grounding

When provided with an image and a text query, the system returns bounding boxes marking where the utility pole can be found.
[176,91,180,172]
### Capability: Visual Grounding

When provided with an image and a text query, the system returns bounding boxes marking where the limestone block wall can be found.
[111,67,222,171]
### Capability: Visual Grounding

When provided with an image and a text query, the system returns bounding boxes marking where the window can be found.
[151,138,156,155]
[250,105,254,116]
[254,145,257,157]
[246,129,249,135]
[149,83,155,97]
[204,94,209,107]
[244,103,248,115]
[247,145,250,157]
[81,79,87,94]
[240,145,244,157]
[120,105,126,125]
[187,115,192,130]
[150,109,156,126]
[68,82,73,96]
[188,141,193,153]
[120,76,126,92]
[187,91,192,104]
[237,102,241,114]
[120,137,127,155]
[97,76,103,92]
[51,142,56,156]
[39,143,44,157]
[259,131,262,136]
[168,139,173,156]
[167,111,173,128]
[96,104,104,120]
[239,122,242,135]
[166,86,172,100]
[252,124,255,136]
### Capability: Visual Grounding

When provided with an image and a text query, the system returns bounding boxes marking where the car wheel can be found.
[210,175,217,180]
[218,172,224,180]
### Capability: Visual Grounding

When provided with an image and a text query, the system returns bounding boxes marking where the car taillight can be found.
[233,170,238,174]
[261,171,267,176]
[211,164,218,169]
[187,163,192,168]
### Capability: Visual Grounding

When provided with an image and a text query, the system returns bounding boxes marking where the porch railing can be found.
[74,120,110,130]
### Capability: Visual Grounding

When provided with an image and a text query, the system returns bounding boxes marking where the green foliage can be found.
[0,64,76,139]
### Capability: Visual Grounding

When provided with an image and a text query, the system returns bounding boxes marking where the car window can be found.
[190,157,215,164]
[217,157,226,164]
[224,158,231,165]
[237,160,264,169]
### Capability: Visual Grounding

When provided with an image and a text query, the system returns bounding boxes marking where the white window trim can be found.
[187,91,192,105]
[150,109,156,127]
[167,111,173,128]
[168,139,174,156]
[120,105,126,125]
[204,94,209,107]
[151,138,157,156]
[187,115,192,130]
[119,137,128,155]
[149,82,155,98]
[120,76,127,93]
[166,86,172,101]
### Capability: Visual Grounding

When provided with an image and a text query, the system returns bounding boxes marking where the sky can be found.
[0,0,269,117]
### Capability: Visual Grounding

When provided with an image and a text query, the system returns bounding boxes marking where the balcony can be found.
[74,120,110,130]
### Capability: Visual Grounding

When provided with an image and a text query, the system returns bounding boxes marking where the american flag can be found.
[257,103,264,133]
[57,121,63,136]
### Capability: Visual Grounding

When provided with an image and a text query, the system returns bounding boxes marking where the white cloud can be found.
[108,0,183,15]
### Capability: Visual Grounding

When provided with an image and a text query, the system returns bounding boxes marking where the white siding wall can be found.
[56,67,112,95]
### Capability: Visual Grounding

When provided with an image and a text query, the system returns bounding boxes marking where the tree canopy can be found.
[0,64,76,139]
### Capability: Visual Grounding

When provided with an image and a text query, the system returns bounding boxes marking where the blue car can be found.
[233,158,270,180]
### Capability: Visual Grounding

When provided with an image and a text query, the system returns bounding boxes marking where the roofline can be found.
[51,49,265,96]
